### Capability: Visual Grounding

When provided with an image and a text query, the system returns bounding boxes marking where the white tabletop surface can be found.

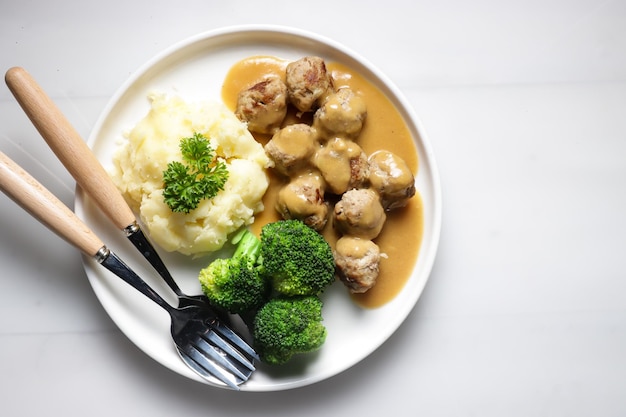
[2,1,626,416]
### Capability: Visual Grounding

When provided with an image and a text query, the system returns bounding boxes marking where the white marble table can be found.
[1,1,625,416]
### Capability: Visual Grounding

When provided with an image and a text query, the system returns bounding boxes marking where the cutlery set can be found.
[0,67,257,389]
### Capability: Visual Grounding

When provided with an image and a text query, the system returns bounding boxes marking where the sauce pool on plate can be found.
[222,55,423,308]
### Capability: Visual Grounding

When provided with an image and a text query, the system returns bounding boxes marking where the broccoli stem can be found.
[232,228,262,264]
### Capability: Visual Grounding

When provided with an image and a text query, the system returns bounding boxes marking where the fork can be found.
[0,151,256,389]
[5,67,208,309]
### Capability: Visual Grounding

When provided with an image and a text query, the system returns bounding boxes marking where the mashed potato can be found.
[111,92,271,256]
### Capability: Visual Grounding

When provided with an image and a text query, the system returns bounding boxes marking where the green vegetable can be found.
[162,132,229,213]
[253,295,327,365]
[260,219,335,296]
[198,228,270,315]
[197,219,336,365]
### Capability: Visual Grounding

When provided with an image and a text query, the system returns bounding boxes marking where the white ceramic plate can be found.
[75,25,442,392]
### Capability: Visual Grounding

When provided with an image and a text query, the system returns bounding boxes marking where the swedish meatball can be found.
[235,77,288,134]
[285,56,334,113]
[313,87,367,139]
[276,172,329,231]
[368,150,416,210]
[264,123,319,176]
[333,188,386,240]
[313,137,369,195]
[334,236,381,293]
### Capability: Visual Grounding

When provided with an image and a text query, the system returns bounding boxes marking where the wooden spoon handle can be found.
[0,151,104,257]
[5,67,136,231]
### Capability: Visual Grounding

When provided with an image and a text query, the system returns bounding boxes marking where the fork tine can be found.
[193,334,251,380]
[179,348,241,390]
[185,318,257,371]
[211,322,260,360]
[203,331,256,372]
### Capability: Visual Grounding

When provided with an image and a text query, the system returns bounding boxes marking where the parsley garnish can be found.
[162,132,229,213]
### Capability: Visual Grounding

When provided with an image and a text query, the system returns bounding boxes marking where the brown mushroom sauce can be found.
[222,55,424,308]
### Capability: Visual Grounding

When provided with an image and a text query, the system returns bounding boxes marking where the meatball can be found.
[368,150,416,210]
[313,137,369,195]
[276,172,329,231]
[264,123,319,176]
[313,87,367,139]
[285,56,334,113]
[333,188,386,240]
[334,236,381,293]
[235,77,288,134]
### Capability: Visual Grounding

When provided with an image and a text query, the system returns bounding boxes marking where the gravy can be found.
[222,56,423,308]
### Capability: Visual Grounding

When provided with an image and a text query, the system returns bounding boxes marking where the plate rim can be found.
[76,24,443,392]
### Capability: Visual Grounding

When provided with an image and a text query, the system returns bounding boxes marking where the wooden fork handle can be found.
[0,151,105,258]
[5,67,136,231]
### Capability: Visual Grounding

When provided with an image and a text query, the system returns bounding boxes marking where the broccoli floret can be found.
[253,296,327,365]
[198,228,270,315]
[260,219,335,296]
